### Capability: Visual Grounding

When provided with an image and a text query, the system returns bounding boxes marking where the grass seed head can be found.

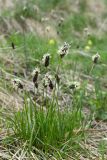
[43,78,48,88]
[46,73,54,90]
[58,42,70,58]
[46,26,51,32]
[42,53,50,67]
[12,78,24,90]
[32,67,40,83]
[11,42,15,49]
[43,73,54,90]
[48,79,54,90]
[58,17,64,27]
[69,82,80,90]
[92,52,100,64]
[84,27,90,36]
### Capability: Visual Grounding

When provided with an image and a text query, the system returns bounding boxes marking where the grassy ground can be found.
[0,0,107,159]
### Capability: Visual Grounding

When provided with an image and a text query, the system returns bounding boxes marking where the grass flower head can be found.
[42,53,50,67]
[32,67,40,84]
[43,73,54,90]
[12,78,23,91]
[69,81,80,90]
[58,42,70,58]
[92,52,100,64]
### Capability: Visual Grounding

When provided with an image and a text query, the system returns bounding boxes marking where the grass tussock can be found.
[0,0,107,159]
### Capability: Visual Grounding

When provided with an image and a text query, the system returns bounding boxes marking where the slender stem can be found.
[34,85,36,95]
[89,63,95,76]
[23,27,28,74]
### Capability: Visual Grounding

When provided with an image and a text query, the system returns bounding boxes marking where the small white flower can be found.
[92,52,100,64]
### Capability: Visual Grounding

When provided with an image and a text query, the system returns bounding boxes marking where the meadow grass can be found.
[6,95,85,159]
[1,32,107,159]
[0,0,107,159]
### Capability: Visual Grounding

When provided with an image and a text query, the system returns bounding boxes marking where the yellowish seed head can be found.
[88,40,93,46]
[84,45,90,51]
[48,39,55,45]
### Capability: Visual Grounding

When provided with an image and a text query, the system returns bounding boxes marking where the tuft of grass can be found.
[98,139,107,160]
[1,1,107,159]
[5,90,87,159]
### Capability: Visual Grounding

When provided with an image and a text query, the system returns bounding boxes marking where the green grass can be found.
[36,0,65,11]
[1,35,107,158]
[4,89,87,159]
[0,0,107,159]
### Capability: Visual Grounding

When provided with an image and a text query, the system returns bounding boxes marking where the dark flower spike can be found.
[42,53,50,67]
[32,68,40,83]
[43,73,54,90]
[49,79,54,90]
[11,42,15,49]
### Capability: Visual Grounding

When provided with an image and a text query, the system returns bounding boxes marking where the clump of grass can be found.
[3,40,90,159]
[1,9,107,158]
[9,97,84,159]
[98,138,107,159]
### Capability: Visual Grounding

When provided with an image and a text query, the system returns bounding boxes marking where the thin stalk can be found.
[23,27,28,74]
